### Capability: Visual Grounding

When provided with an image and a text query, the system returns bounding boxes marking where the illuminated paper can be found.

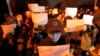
[83,14,94,25]
[28,3,39,12]
[38,44,70,56]
[38,6,46,12]
[32,13,48,25]
[65,20,84,32]
[52,8,58,15]
[1,24,14,34]
[67,19,84,28]
[65,7,78,18]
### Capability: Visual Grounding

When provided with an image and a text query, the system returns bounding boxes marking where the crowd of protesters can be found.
[0,0,100,56]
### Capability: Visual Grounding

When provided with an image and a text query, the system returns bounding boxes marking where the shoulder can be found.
[56,36,67,45]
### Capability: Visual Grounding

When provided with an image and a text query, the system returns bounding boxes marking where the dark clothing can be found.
[14,26,22,40]
[32,34,67,56]
[94,31,100,45]
[25,18,34,32]
[26,48,34,56]
[0,38,17,56]
[39,36,66,46]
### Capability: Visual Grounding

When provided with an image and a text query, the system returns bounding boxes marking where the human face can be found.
[48,32,61,42]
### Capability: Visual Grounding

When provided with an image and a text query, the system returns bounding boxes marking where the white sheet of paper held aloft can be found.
[28,3,39,12]
[82,14,94,25]
[1,24,14,38]
[1,24,14,34]
[65,7,78,18]
[38,44,70,56]
[67,19,84,28]
[38,6,46,12]
[32,13,48,25]
[28,3,46,12]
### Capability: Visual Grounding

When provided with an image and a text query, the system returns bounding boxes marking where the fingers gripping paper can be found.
[32,13,48,25]
[38,44,70,56]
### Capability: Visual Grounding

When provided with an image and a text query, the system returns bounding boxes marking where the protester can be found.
[30,17,69,56]
[25,11,34,32]
[93,0,100,45]
[38,18,66,45]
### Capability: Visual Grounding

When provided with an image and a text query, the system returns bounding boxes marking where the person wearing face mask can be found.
[38,18,67,46]
[32,18,70,56]
[6,16,17,29]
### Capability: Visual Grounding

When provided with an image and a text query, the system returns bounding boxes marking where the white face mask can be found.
[17,20,22,26]
[48,32,61,42]
[12,23,17,29]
